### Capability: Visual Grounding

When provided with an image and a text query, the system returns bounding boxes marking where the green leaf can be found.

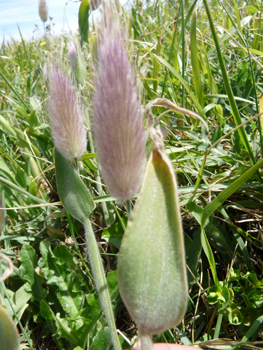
[101,218,127,249]
[207,285,222,304]
[55,149,95,223]
[39,241,84,318]
[239,315,263,343]
[12,282,32,322]
[0,115,16,137]
[107,270,119,302]
[89,328,111,350]
[185,230,201,284]
[19,245,47,302]
[228,309,243,325]
[190,10,204,108]
[118,147,188,334]
[78,0,90,45]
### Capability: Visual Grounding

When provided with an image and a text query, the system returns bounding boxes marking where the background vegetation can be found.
[0,0,263,349]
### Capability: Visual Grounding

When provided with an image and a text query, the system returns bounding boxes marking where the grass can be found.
[0,0,263,349]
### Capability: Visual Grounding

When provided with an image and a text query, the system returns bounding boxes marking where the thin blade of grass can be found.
[191,9,204,113]
[201,157,263,227]
[202,0,256,165]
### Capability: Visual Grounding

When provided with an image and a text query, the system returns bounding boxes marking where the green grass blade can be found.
[0,176,48,205]
[201,157,263,226]
[161,9,178,97]
[190,9,204,110]
[202,0,256,165]
[0,71,29,111]
[181,0,185,108]
[239,315,263,343]
[153,54,205,117]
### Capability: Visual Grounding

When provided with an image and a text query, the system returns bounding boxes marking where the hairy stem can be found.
[83,219,121,350]
[139,329,153,350]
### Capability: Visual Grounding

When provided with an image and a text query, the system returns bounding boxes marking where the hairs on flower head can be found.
[92,6,146,202]
[48,65,87,160]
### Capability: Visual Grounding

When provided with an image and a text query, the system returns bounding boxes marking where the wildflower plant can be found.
[48,62,122,349]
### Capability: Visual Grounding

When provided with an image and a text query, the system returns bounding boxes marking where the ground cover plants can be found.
[0,0,263,349]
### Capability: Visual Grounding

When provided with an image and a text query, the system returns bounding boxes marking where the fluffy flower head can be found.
[48,66,87,160]
[92,12,146,202]
[39,0,48,23]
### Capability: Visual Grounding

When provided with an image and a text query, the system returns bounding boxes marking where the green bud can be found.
[118,146,188,335]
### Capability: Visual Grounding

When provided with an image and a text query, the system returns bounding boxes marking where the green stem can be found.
[214,312,223,339]
[83,219,121,350]
[74,158,79,173]
[85,111,111,227]
[125,199,132,219]
[139,329,153,350]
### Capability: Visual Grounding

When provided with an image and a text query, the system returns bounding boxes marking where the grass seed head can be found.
[39,0,48,23]
[92,9,146,203]
[47,65,87,160]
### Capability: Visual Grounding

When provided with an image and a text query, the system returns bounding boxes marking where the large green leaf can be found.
[55,149,95,223]
[118,147,188,334]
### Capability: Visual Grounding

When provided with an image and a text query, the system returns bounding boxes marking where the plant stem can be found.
[74,158,79,172]
[139,329,153,350]
[214,312,223,339]
[125,199,132,219]
[83,218,121,350]
[84,106,111,227]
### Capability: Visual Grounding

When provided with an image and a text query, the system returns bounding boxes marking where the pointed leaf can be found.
[55,149,95,223]
[118,147,188,334]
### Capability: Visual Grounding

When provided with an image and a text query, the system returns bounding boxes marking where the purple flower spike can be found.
[48,66,87,160]
[93,18,146,203]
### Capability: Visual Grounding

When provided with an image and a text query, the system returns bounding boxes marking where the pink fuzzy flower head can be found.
[48,66,87,160]
[92,13,146,203]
